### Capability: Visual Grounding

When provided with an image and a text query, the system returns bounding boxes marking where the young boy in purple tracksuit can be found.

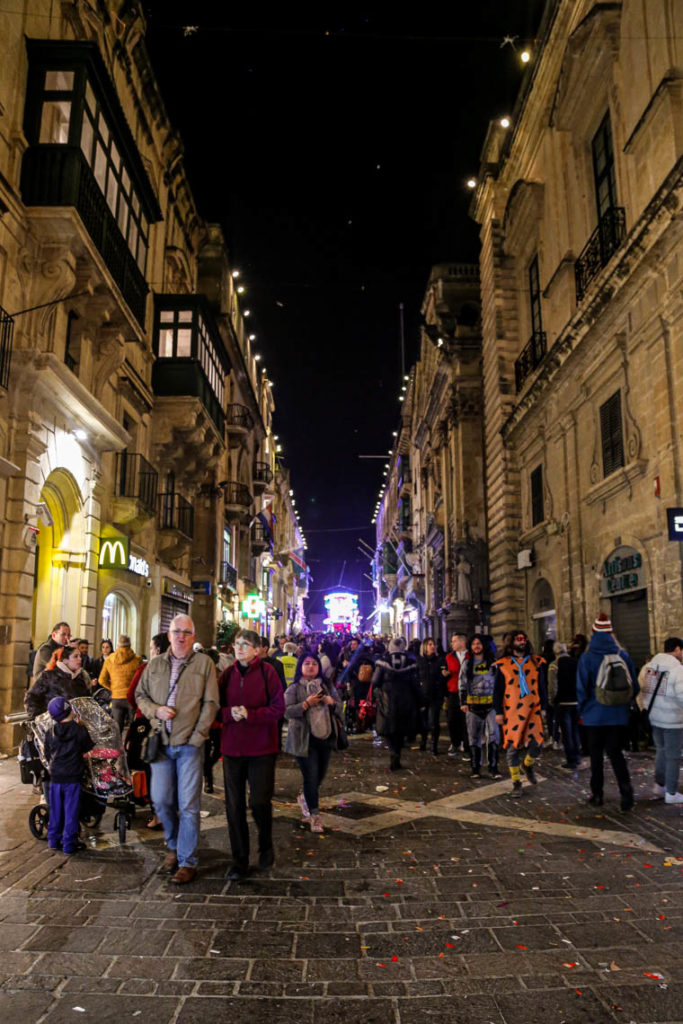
[44,695,94,853]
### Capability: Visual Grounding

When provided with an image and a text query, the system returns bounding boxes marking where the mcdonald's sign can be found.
[99,536,129,570]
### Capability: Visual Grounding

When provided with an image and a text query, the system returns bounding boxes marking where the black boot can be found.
[488,744,501,778]
[620,785,634,812]
[390,753,402,772]
[204,775,214,794]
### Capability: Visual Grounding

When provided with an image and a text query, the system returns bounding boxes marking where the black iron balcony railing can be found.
[21,146,148,326]
[157,492,194,539]
[226,403,254,431]
[0,305,14,390]
[219,561,238,590]
[515,330,548,392]
[253,461,273,487]
[251,520,270,548]
[223,481,252,508]
[574,206,626,303]
[117,452,158,513]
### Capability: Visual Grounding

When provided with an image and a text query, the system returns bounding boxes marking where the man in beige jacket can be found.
[99,634,142,737]
[135,615,219,884]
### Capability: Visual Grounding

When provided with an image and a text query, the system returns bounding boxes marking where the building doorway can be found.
[101,590,137,646]
[610,590,650,672]
[531,577,556,654]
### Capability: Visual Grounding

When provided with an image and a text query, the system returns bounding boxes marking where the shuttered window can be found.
[530,465,544,526]
[600,390,624,477]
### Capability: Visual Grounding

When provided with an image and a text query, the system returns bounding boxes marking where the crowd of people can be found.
[23,609,683,883]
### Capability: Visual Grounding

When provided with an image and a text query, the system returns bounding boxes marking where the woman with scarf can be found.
[25,645,92,718]
[493,631,547,797]
[285,652,343,834]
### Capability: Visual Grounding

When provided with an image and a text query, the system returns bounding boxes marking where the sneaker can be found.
[560,762,577,771]
[489,768,502,779]
[511,781,524,798]
[470,769,481,779]
[653,783,666,798]
[310,814,324,834]
[297,792,310,819]
[63,841,87,855]
[523,763,538,785]
[447,745,457,757]
[665,792,683,805]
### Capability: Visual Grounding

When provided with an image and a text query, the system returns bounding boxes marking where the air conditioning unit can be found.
[517,548,534,570]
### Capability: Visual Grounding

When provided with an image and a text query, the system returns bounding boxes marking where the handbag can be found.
[357,662,373,684]
[141,727,162,764]
[331,709,349,751]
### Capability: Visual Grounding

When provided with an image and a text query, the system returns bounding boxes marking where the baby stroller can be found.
[21,696,136,844]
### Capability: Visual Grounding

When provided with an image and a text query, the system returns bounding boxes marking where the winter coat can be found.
[548,654,578,705]
[25,667,91,719]
[637,652,683,729]
[284,677,343,757]
[445,651,465,694]
[262,654,287,691]
[135,650,219,748]
[100,647,143,700]
[218,657,285,757]
[44,719,94,784]
[32,637,61,681]
[372,653,422,737]
[576,632,638,727]
[417,654,447,705]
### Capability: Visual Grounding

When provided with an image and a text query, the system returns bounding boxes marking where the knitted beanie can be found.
[592,612,613,633]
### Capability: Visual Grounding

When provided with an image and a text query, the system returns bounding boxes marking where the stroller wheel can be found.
[29,804,49,840]
[81,809,104,829]
[114,811,127,844]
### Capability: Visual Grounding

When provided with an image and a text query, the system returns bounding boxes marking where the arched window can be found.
[102,590,136,645]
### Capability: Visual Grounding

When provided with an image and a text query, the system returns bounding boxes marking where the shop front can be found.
[98,531,151,649]
[600,545,650,671]
[160,578,194,632]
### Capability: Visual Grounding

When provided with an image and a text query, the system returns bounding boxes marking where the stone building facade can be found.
[0,1,301,749]
[471,0,683,664]
[374,264,488,647]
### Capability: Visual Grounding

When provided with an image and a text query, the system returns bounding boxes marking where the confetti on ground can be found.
[562,962,579,968]
[644,972,665,980]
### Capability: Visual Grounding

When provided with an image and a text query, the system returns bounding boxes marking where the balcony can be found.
[112,452,158,533]
[226,404,253,447]
[253,461,273,493]
[219,561,238,591]
[158,492,194,539]
[21,146,148,326]
[224,481,252,523]
[574,206,626,303]
[0,305,13,390]
[251,520,271,554]
[515,330,547,392]
[399,469,411,500]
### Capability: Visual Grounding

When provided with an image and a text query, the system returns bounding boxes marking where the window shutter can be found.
[600,391,624,477]
[530,465,544,526]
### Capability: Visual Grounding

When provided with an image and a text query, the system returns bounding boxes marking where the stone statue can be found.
[455,553,472,604]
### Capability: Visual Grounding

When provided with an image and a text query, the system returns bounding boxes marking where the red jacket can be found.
[218,657,284,757]
[445,651,466,693]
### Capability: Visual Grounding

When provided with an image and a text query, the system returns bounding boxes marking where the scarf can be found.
[304,679,331,740]
[512,655,531,697]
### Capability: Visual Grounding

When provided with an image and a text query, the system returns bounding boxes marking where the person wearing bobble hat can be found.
[44,696,94,853]
[577,612,638,811]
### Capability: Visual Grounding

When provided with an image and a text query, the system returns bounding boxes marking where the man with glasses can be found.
[135,614,219,884]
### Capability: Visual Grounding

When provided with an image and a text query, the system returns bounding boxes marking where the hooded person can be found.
[372,638,423,771]
[99,635,143,737]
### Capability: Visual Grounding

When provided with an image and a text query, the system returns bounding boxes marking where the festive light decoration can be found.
[466,177,477,189]
[500,116,511,128]
[323,591,360,632]
[241,595,266,619]
[521,50,531,63]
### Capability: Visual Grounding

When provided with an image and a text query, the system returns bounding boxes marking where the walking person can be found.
[445,633,470,758]
[417,638,447,754]
[372,639,422,771]
[494,631,547,797]
[127,632,170,829]
[218,628,285,881]
[548,642,582,770]
[135,615,219,884]
[577,612,638,811]
[99,635,143,738]
[44,696,94,854]
[460,634,500,778]
[637,636,683,804]
[285,652,342,832]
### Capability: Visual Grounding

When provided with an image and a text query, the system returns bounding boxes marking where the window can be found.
[156,305,225,407]
[600,391,624,477]
[528,255,543,335]
[223,525,233,566]
[592,112,617,221]
[530,465,544,526]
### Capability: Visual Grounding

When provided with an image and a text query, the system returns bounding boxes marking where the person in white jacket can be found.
[637,637,683,804]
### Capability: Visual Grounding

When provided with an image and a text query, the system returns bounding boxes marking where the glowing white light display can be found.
[323,591,360,632]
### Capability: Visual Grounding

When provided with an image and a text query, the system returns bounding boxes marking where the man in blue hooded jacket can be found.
[577,612,639,811]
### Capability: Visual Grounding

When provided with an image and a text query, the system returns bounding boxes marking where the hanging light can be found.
[521,50,531,63]
[466,177,477,189]
[231,270,241,278]
[237,285,245,294]
[500,116,511,129]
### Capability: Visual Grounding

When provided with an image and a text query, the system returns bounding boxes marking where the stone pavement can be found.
[1,735,683,1024]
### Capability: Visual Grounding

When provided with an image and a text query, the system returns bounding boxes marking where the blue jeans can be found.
[652,726,683,795]
[296,737,332,815]
[558,706,582,766]
[151,743,203,867]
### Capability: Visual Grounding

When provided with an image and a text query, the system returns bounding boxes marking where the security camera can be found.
[145,578,153,588]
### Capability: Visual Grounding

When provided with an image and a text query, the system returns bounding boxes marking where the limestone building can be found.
[374,264,487,646]
[0,1,298,748]
[470,0,683,663]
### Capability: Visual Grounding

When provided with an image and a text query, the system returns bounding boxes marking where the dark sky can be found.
[141,1,546,621]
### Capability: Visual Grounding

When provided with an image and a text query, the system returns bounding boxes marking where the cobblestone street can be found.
[1,736,683,1023]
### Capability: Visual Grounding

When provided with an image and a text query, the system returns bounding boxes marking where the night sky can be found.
[140,1,546,622]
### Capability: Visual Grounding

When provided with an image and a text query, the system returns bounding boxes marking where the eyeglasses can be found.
[234,640,254,649]
[170,629,194,637]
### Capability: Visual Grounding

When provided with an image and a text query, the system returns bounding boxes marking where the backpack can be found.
[594,653,634,706]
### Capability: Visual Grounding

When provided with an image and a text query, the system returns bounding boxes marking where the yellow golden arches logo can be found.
[99,538,128,569]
